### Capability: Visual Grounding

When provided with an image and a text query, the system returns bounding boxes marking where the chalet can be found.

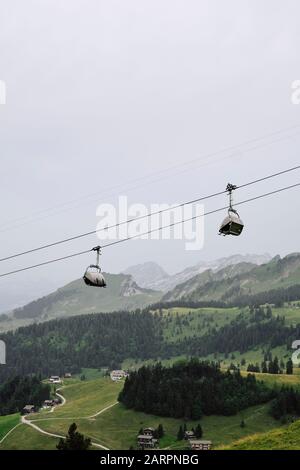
[43,400,55,407]
[49,376,61,384]
[22,405,35,415]
[189,440,212,451]
[110,370,128,381]
[184,430,195,440]
[143,427,155,436]
[137,434,158,449]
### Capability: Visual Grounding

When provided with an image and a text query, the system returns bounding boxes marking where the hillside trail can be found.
[18,386,117,450]
[0,400,63,445]
[0,423,22,444]
[49,387,66,412]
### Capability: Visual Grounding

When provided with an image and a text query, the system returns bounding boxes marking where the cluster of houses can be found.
[48,373,72,384]
[22,373,71,415]
[136,427,212,450]
[43,398,61,408]
[137,428,158,449]
[22,397,62,415]
[184,430,212,451]
[110,370,128,381]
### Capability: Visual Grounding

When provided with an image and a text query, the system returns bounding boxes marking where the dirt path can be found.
[88,401,118,418]
[22,411,110,450]
[0,423,22,444]
[49,388,66,413]
[21,388,117,450]
[2,383,117,450]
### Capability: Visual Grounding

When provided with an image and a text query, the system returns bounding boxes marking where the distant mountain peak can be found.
[162,252,300,304]
[124,253,272,292]
[123,262,170,290]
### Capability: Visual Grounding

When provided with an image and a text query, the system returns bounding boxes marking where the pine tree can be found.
[286,358,293,375]
[195,424,203,438]
[272,356,279,374]
[157,424,164,438]
[191,400,202,419]
[177,425,184,441]
[266,305,272,318]
[261,361,268,373]
[57,423,91,450]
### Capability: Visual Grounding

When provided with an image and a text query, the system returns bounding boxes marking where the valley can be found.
[1,373,297,451]
[2,253,300,450]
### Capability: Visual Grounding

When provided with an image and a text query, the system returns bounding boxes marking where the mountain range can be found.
[0,273,161,332]
[5,252,300,334]
[123,253,271,291]
[162,252,300,304]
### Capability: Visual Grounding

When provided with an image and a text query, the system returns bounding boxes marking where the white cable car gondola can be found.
[219,183,244,236]
[83,246,106,287]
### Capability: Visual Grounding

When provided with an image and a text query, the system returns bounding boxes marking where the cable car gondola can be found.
[83,246,106,287]
[219,183,244,236]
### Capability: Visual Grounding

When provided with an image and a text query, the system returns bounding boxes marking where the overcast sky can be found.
[0,0,300,309]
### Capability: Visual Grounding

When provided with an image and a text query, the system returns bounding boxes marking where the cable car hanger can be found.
[219,183,244,236]
[83,245,106,287]
[2,181,300,280]
[1,164,300,264]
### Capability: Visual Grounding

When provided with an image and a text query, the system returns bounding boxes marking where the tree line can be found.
[0,375,50,415]
[119,359,275,419]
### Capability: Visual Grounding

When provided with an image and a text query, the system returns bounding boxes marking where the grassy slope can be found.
[164,254,300,303]
[2,376,281,450]
[0,424,59,450]
[223,420,300,450]
[124,305,300,370]
[38,275,161,317]
[160,307,240,342]
[1,373,299,450]
[239,370,300,389]
[31,377,123,420]
[35,402,279,450]
[0,413,20,440]
[0,412,57,450]
[0,274,162,332]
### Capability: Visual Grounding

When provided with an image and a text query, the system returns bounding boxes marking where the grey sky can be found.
[0,0,300,309]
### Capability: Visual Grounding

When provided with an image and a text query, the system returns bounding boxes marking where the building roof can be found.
[137,435,153,440]
[23,405,35,410]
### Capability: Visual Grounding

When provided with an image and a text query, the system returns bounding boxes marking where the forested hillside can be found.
[119,360,274,418]
[0,376,50,416]
[1,305,299,382]
[0,311,163,381]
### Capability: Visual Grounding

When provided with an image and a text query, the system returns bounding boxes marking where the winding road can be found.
[3,386,117,450]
